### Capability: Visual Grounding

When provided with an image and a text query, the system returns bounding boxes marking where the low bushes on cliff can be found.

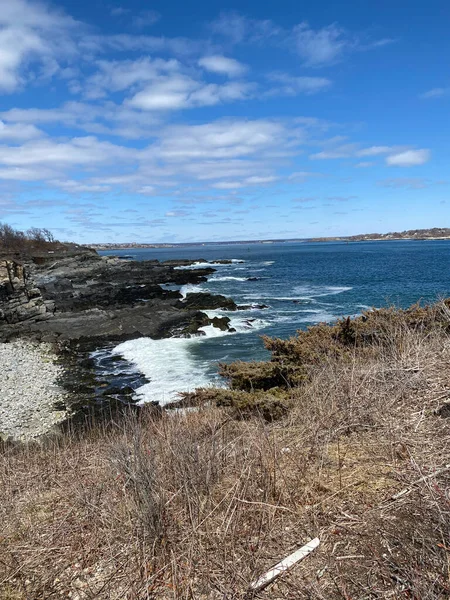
[200,301,450,415]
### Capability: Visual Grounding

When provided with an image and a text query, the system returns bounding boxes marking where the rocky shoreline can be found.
[0,247,247,440]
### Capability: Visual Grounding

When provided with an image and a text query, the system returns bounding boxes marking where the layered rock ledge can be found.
[0,248,235,344]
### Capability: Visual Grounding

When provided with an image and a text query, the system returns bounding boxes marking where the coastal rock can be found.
[162,259,207,266]
[237,303,269,311]
[0,248,232,343]
[177,292,237,311]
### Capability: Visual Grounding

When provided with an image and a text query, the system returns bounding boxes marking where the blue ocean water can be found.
[99,240,450,404]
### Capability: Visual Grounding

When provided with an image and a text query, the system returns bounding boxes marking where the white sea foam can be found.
[243,284,352,303]
[112,335,220,405]
[179,284,206,298]
[112,314,269,405]
[174,262,208,270]
[210,276,247,282]
[292,284,353,297]
[175,259,245,270]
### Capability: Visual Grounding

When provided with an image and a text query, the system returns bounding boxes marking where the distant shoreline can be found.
[87,228,450,250]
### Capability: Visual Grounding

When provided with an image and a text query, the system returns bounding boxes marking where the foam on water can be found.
[292,284,353,297]
[112,329,225,405]
[112,313,270,405]
[175,259,245,270]
[210,276,247,282]
[243,284,352,303]
[179,283,206,298]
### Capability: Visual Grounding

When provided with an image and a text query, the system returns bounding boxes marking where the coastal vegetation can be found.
[0,222,60,257]
[1,299,450,598]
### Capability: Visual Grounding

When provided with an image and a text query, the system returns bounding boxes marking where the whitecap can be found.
[179,284,206,298]
[210,276,247,282]
[112,335,223,406]
[292,284,353,298]
[112,315,269,405]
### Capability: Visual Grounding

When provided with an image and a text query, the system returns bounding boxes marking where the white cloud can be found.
[51,179,112,193]
[420,87,449,99]
[292,23,348,67]
[386,149,430,167]
[0,121,43,141]
[267,72,331,95]
[0,0,79,92]
[152,119,288,161]
[244,175,277,184]
[211,12,390,69]
[83,57,180,99]
[110,7,130,17]
[1,101,163,140]
[310,143,358,159]
[132,10,161,29]
[128,75,254,111]
[212,181,243,189]
[354,161,373,168]
[311,143,426,165]
[357,145,392,156]
[165,210,190,217]
[81,33,202,57]
[198,55,247,77]
[379,177,428,189]
[0,136,136,169]
[0,166,56,181]
[210,12,281,45]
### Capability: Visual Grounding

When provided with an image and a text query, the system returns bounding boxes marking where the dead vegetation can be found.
[1,302,450,598]
[0,223,59,259]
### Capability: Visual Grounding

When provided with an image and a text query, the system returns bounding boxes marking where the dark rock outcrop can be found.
[0,248,232,343]
[177,292,238,311]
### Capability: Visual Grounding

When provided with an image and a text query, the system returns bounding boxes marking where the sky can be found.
[0,0,449,243]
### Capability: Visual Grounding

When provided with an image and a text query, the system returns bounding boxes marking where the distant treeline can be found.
[0,222,59,254]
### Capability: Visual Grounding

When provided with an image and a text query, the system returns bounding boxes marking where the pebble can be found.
[0,340,69,441]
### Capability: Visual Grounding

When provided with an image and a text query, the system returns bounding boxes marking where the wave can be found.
[210,276,247,282]
[242,285,352,303]
[292,284,353,298]
[175,259,245,270]
[272,311,334,324]
[179,284,206,298]
[112,335,222,406]
[112,313,269,405]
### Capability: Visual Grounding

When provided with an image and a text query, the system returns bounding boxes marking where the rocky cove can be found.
[0,246,255,440]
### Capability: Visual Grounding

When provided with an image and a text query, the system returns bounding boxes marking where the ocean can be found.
[98,240,450,405]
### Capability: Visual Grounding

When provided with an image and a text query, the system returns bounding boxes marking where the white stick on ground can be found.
[391,464,450,500]
[249,537,320,593]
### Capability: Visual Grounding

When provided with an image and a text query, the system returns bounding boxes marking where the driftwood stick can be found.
[249,537,320,593]
[391,464,450,500]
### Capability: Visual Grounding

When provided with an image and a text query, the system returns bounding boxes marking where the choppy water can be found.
[98,240,450,404]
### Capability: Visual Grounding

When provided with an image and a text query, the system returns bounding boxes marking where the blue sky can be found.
[0,0,449,243]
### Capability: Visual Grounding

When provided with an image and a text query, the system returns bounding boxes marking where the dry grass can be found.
[1,307,450,598]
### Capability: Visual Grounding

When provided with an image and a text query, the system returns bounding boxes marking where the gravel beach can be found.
[0,341,68,441]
